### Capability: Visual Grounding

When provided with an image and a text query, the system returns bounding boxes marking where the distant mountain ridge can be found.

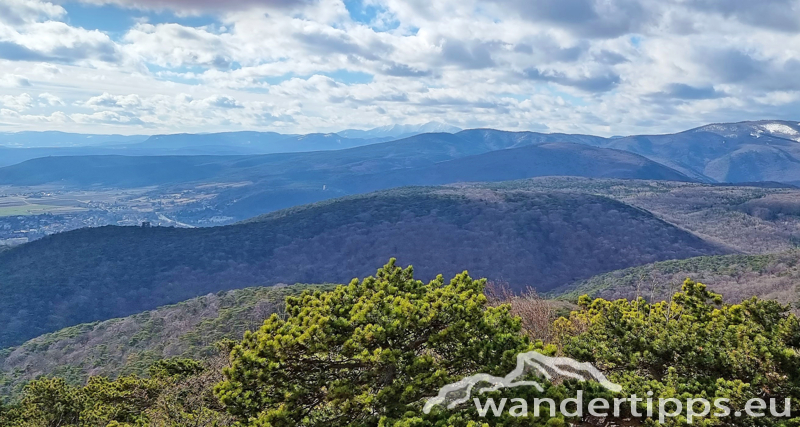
[379,142,692,185]
[3,120,800,185]
[0,132,389,167]
[0,131,693,220]
[605,120,800,184]
[0,131,148,148]
[336,121,461,139]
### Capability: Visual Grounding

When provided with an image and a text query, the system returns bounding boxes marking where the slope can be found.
[0,285,330,400]
[605,120,800,184]
[384,142,692,185]
[465,177,800,254]
[0,186,725,348]
[550,251,800,308]
[0,132,388,168]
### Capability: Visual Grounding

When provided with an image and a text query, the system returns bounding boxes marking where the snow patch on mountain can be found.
[758,123,800,142]
[761,123,799,136]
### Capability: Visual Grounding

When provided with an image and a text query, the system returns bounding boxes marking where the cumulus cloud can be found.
[0,0,64,26]
[84,93,145,110]
[523,68,621,92]
[123,23,235,68]
[0,21,122,65]
[77,0,310,13]
[0,0,798,135]
[0,74,31,87]
[487,0,652,38]
[38,92,64,105]
[202,95,243,109]
[653,84,726,100]
[0,93,34,111]
[686,0,800,32]
[440,39,497,69]
[71,110,146,125]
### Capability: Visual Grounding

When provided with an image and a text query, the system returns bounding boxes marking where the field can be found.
[0,200,87,217]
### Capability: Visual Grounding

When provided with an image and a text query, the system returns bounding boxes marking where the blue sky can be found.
[0,0,799,135]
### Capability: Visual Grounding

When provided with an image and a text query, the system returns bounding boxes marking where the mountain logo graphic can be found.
[423,351,622,414]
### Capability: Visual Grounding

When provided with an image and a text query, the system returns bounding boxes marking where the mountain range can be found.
[0,130,687,220]
[336,122,462,139]
[603,120,800,183]
[3,121,800,358]
[4,175,800,350]
[0,122,461,166]
[0,131,149,148]
[3,121,800,187]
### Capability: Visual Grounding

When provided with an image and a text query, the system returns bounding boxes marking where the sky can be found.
[0,0,799,136]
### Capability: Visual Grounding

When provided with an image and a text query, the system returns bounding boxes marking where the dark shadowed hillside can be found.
[0,187,724,348]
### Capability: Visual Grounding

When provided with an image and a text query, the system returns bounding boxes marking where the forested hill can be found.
[370,142,691,187]
[0,285,330,399]
[551,251,800,307]
[0,187,725,349]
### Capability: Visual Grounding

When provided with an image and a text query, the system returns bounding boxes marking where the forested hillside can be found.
[0,285,328,400]
[0,187,723,349]
[605,121,800,184]
[471,177,800,253]
[372,142,691,185]
[2,262,797,426]
[551,251,800,307]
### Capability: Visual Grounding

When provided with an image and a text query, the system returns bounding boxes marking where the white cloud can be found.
[0,74,31,87]
[122,23,236,69]
[0,0,798,135]
[75,0,309,13]
[70,110,146,125]
[83,92,144,110]
[0,93,34,111]
[0,0,64,27]
[38,92,63,106]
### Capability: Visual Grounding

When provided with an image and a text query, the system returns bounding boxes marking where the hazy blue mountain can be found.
[0,132,391,167]
[0,130,696,221]
[455,128,607,148]
[604,120,800,184]
[0,155,239,187]
[6,121,800,184]
[0,186,724,348]
[0,131,148,148]
[134,131,389,153]
[337,121,462,139]
[379,142,693,185]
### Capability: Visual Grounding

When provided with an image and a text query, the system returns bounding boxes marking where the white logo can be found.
[423,351,622,414]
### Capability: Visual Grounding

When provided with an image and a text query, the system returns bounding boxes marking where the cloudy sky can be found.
[1,0,799,136]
